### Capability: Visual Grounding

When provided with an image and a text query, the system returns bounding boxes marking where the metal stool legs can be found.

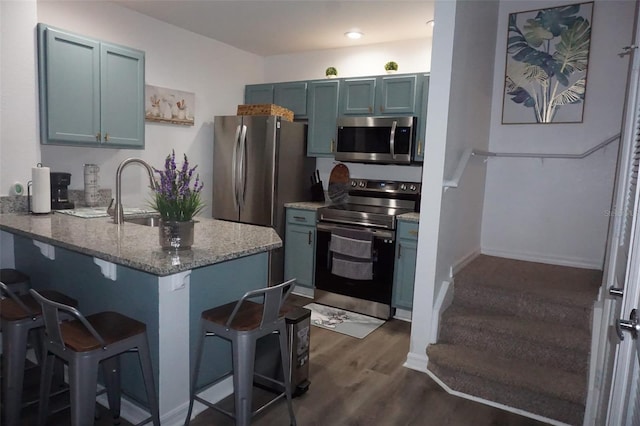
[1,317,35,426]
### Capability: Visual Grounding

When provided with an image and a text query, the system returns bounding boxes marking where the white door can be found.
[606,5,640,423]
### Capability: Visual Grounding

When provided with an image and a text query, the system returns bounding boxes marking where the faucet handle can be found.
[107,198,115,217]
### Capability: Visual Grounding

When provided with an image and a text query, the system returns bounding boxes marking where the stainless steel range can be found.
[315,179,421,319]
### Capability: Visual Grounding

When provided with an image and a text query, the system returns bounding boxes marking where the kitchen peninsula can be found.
[0,212,281,424]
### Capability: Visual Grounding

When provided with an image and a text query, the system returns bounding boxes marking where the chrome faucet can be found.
[107,158,158,224]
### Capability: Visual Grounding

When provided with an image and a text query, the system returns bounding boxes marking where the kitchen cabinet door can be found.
[413,74,429,162]
[376,74,419,115]
[274,82,307,117]
[38,24,145,148]
[284,209,317,288]
[307,80,339,157]
[100,43,145,148]
[244,84,274,104]
[41,27,101,145]
[393,220,418,310]
[339,78,377,115]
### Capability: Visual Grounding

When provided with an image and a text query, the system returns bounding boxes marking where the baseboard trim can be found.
[451,248,481,277]
[96,376,234,426]
[292,286,314,298]
[424,369,571,426]
[430,280,453,342]
[394,308,412,322]
[481,247,603,270]
[403,351,428,373]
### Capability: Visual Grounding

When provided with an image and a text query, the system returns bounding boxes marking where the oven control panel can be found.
[349,179,421,195]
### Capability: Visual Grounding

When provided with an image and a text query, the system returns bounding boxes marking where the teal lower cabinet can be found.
[392,220,419,310]
[284,208,317,289]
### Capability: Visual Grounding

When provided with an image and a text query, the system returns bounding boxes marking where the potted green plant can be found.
[325,67,338,79]
[384,61,399,74]
[151,150,204,250]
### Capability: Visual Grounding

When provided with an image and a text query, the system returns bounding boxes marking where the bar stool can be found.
[30,289,161,426]
[0,268,31,296]
[184,279,297,426]
[0,282,77,426]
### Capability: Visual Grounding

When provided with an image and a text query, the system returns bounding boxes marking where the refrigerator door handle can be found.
[232,124,242,210]
[238,124,248,208]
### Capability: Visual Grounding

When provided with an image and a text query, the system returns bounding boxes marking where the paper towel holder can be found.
[27,163,52,215]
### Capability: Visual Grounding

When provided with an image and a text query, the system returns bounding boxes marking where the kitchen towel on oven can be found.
[329,228,373,280]
[329,228,373,260]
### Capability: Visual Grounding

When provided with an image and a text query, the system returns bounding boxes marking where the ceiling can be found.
[115,1,435,56]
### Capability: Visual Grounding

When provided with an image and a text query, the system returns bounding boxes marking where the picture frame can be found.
[501,2,593,124]
[145,84,195,126]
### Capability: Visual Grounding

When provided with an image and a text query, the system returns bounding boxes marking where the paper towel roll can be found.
[31,165,51,214]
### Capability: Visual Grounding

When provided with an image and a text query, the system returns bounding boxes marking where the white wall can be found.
[407,0,499,371]
[0,0,41,197]
[481,0,635,269]
[1,1,264,216]
[264,38,431,185]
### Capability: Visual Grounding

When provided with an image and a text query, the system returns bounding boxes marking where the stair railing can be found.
[442,133,621,189]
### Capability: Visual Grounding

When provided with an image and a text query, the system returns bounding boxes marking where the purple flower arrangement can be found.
[151,150,204,222]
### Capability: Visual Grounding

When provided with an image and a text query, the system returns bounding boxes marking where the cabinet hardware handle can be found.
[308,231,312,245]
[96,132,101,141]
[418,140,423,156]
[293,216,306,222]
[380,105,384,112]
[104,132,110,142]
[398,243,402,259]
[368,106,373,113]
[330,139,334,152]
[409,230,418,236]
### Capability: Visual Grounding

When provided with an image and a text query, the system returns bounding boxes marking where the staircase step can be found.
[439,305,590,374]
[452,279,595,331]
[427,343,586,425]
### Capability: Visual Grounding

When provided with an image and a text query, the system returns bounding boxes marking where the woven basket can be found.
[236,104,294,122]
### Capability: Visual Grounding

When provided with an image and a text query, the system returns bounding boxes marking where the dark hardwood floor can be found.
[17,294,549,425]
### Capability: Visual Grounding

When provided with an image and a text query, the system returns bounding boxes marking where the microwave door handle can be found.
[389,120,397,159]
[232,124,241,210]
[238,124,248,208]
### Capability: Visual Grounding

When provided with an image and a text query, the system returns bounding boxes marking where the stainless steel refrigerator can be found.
[213,115,315,285]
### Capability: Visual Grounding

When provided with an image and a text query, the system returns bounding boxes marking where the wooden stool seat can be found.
[202,300,290,331]
[1,290,77,321]
[59,311,147,352]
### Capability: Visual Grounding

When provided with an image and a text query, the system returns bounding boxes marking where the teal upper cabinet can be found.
[245,82,308,118]
[38,24,145,148]
[274,82,307,117]
[339,78,377,115]
[339,74,419,116]
[307,80,339,157]
[244,84,274,104]
[414,74,429,162]
[376,74,419,115]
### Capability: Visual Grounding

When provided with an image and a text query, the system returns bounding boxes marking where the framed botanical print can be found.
[502,2,593,124]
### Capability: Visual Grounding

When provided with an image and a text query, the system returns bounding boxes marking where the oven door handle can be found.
[317,222,395,240]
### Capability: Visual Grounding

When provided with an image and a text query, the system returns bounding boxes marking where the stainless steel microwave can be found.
[336,116,416,165]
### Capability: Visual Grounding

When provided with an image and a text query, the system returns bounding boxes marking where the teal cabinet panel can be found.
[274,82,307,117]
[284,208,317,288]
[414,74,429,162]
[38,24,145,148]
[307,80,339,157]
[376,75,418,115]
[43,27,101,144]
[340,78,377,115]
[393,221,419,310]
[244,84,274,104]
[100,43,145,147]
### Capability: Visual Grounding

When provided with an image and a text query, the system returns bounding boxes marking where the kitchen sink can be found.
[124,215,161,227]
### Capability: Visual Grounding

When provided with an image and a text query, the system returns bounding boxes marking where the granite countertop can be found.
[0,213,281,276]
[398,212,420,222]
[284,201,332,211]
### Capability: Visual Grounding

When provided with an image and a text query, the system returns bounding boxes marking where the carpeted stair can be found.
[426,255,602,425]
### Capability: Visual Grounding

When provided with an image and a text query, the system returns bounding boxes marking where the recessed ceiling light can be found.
[344,31,363,40]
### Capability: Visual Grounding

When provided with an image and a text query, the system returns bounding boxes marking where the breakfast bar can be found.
[0,213,282,424]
